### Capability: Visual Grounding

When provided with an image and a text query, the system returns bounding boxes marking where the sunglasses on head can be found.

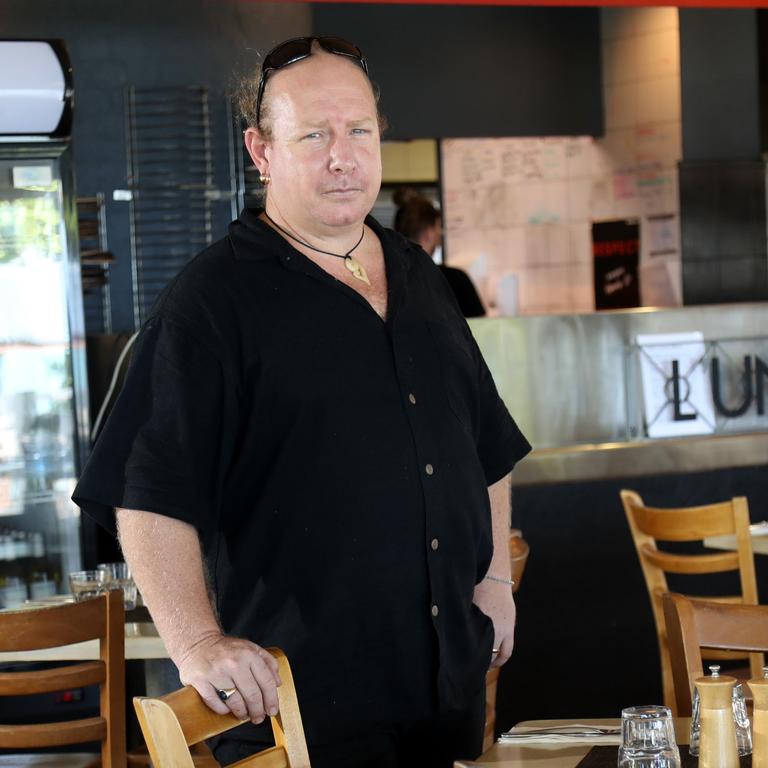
[256,36,369,128]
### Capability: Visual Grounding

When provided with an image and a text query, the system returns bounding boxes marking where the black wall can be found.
[312,4,604,140]
[1,0,311,333]
[678,9,768,305]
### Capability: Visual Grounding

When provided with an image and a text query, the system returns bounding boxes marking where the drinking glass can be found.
[29,573,57,600]
[0,577,27,608]
[69,570,109,602]
[618,705,681,767]
[97,562,137,610]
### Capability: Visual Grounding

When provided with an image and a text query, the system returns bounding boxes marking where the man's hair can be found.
[233,57,387,141]
[393,189,440,242]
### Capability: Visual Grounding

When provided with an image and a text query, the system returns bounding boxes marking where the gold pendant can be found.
[345,256,371,286]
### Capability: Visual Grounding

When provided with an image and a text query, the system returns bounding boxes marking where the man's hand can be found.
[177,632,282,723]
[115,509,282,724]
[473,580,516,668]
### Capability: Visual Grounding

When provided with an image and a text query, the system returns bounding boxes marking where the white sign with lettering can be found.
[636,332,716,438]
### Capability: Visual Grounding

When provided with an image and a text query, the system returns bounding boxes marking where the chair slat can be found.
[161,686,242,746]
[0,596,112,651]
[642,547,739,575]
[632,503,740,540]
[0,717,106,748]
[0,661,105,696]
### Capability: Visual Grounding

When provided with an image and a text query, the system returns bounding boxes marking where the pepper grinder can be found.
[749,665,768,767]
[695,667,739,768]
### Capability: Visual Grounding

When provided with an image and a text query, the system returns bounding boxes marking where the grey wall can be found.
[678,9,768,305]
[312,4,604,140]
[1,0,311,332]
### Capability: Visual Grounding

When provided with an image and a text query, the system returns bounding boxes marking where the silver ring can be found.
[217,687,237,702]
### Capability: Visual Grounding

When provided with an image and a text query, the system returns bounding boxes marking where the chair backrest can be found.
[134,648,310,768]
[621,490,761,714]
[509,528,530,593]
[663,592,768,715]
[0,589,126,767]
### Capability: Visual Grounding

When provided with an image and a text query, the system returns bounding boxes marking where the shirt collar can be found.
[228,207,418,273]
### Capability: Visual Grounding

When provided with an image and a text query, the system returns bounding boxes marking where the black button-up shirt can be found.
[73,209,530,744]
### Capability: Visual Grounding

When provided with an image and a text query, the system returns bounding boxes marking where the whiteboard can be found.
[441,133,681,315]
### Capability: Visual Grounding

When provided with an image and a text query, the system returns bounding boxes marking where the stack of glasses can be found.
[68,562,137,609]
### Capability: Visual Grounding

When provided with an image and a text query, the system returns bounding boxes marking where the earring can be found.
[259,172,271,185]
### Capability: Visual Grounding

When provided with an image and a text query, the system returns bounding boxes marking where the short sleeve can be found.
[471,337,531,485]
[72,315,238,536]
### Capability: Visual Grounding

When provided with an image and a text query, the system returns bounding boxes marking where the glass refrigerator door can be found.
[0,155,83,605]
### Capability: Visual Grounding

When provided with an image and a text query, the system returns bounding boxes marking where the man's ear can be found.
[244,127,269,174]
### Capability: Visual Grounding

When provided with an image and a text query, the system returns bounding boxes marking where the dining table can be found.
[454,718,692,768]
[0,598,175,699]
[0,620,166,663]
[704,520,768,554]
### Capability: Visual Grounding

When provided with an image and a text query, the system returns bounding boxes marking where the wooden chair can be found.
[621,490,762,714]
[133,648,310,768]
[483,530,530,751]
[0,590,125,767]
[663,592,768,715]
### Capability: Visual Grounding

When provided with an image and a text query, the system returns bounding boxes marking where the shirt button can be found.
[431,604,439,617]
[425,463,434,476]
[408,393,416,405]
[431,538,439,551]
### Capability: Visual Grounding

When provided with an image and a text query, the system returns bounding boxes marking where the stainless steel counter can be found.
[511,431,768,486]
[469,303,768,484]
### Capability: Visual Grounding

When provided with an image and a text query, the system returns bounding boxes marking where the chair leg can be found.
[483,668,500,752]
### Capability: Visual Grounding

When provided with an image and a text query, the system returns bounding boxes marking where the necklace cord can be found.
[264,212,365,259]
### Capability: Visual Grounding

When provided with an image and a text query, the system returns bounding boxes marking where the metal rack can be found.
[77,194,113,334]
[125,86,214,328]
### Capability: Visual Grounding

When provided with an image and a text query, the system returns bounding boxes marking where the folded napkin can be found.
[499,724,622,745]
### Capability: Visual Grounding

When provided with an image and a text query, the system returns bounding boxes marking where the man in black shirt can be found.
[393,190,486,318]
[73,37,530,768]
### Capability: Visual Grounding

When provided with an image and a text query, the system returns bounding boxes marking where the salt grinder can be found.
[749,665,768,767]
[695,666,739,768]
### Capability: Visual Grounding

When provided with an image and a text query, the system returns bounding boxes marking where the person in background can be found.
[73,36,529,768]
[394,188,486,318]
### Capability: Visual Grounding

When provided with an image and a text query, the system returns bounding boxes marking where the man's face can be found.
[261,51,382,234]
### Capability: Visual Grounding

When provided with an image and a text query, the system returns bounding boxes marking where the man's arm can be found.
[472,472,515,668]
[116,508,280,722]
